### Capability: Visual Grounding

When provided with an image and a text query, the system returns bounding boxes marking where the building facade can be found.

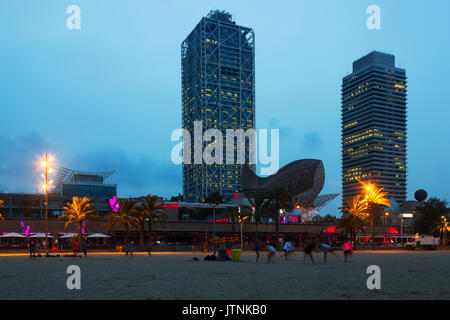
[181,10,255,203]
[342,51,407,208]
[53,167,117,199]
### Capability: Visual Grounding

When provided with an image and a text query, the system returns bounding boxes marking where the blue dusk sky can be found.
[0,0,449,215]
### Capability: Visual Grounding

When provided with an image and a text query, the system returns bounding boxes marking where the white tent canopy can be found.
[87,233,111,238]
[60,233,77,239]
[29,233,53,238]
[0,232,26,238]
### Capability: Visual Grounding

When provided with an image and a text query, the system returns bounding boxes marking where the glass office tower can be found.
[182,10,255,203]
[342,51,407,208]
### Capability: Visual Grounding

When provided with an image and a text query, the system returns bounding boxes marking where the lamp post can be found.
[441,216,448,246]
[363,183,375,250]
[41,153,53,255]
[239,208,248,251]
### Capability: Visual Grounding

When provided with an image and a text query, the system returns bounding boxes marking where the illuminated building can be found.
[181,10,255,202]
[53,167,117,199]
[342,51,407,208]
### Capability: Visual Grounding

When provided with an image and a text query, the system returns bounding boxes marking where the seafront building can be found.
[342,51,407,208]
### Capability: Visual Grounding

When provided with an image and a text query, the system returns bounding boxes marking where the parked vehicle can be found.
[406,235,440,250]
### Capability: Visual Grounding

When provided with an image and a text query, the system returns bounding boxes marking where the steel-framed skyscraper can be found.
[342,51,407,208]
[182,10,255,203]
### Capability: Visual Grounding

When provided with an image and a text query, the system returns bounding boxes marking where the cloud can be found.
[69,148,181,198]
[302,131,323,151]
[267,117,294,139]
[0,133,181,198]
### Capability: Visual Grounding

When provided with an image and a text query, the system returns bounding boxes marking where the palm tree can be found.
[247,194,268,242]
[433,216,449,246]
[338,214,365,244]
[228,206,241,234]
[357,179,392,250]
[138,195,167,248]
[59,196,99,245]
[266,187,293,249]
[344,194,368,218]
[0,199,4,220]
[105,198,139,245]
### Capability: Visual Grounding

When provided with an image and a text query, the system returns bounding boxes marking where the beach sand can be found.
[0,250,449,300]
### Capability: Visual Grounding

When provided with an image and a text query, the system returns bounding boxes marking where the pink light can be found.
[20,221,25,228]
[109,196,119,212]
[163,204,179,208]
[387,227,399,234]
[326,226,338,233]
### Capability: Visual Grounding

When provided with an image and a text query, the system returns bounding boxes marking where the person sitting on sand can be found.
[266,243,276,264]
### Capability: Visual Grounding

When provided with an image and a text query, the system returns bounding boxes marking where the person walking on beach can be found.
[283,240,294,261]
[29,240,36,259]
[124,240,129,256]
[146,240,152,257]
[253,241,260,263]
[82,238,88,257]
[303,237,315,264]
[73,239,79,257]
[343,240,353,262]
[319,243,336,264]
[266,242,276,264]
[129,241,135,258]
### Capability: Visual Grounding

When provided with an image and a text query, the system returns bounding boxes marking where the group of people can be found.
[72,238,88,257]
[253,238,353,264]
[122,240,153,257]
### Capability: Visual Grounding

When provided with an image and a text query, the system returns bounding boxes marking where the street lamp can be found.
[441,216,448,246]
[41,153,53,254]
[239,207,248,251]
[363,183,375,250]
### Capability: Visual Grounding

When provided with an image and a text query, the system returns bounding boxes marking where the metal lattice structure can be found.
[182,10,255,203]
[53,167,114,189]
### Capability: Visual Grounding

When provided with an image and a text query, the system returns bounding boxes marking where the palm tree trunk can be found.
[371,214,375,251]
[125,225,129,244]
[139,221,144,249]
[78,221,83,247]
[148,220,152,245]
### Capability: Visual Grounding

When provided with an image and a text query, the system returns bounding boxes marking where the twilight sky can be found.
[1,0,449,215]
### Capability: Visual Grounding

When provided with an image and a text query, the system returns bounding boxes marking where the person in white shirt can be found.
[283,240,294,261]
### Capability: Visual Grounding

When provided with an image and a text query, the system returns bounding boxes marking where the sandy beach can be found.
[0,250,449,300]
